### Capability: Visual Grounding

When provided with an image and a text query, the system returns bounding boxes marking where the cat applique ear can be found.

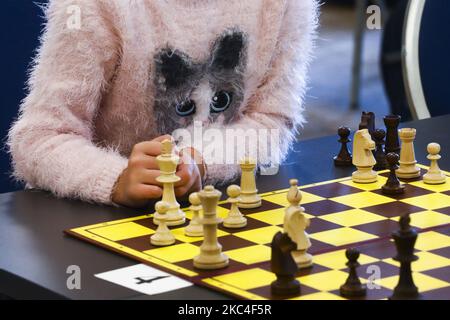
[211,30,247,71]
[155,48,196,89]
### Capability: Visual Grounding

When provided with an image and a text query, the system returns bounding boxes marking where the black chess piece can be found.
[270,231,300,297]
[373,128,388,170]
[382,153,405,195]
[389,214,421,300]
[359,111,375,138]
[334,127,353,166]
[384,114,401,155]
[340,248,367,298]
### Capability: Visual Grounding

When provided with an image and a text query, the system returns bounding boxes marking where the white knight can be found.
[283,179,312,269]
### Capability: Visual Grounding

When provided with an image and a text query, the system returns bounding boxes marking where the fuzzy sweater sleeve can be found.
[8,0,128,204]
[187,0,318,185]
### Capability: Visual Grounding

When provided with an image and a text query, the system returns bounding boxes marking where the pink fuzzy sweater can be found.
[8,0,317,205]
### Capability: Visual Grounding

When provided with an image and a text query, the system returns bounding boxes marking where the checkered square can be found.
[371,184,433,200]
[302,200,354,216]
[264,191,324,206]
[89,222,154,241]
[362,201,424,218]
[302,182,362,198]
[339,176,388,191]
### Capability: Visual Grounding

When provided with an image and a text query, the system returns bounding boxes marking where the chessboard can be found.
[65,164,450,300]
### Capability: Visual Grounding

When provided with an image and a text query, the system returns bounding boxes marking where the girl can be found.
[8,0,317,208]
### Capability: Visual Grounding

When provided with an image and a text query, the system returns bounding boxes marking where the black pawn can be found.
[334,127,352,166]
[271,231,300,297]
[340,248,366,298]
[389,214,421,300]
[373,129,388,170]
[384,114,401,155]
[382,153,405,195]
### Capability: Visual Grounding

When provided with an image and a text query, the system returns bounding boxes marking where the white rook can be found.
[396,128,420,179]
[238,157,262,208]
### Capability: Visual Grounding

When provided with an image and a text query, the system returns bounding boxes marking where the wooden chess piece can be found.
[238,157,262,208]
[154,140,185,226]
[340,248,366,298]
[193,186,229,270]
[389,214,421,300]
[285,179,302,209]
[223,185,247,228]
[352,129,378,183]
[284,180,312,269]
[373,128,388,170]
[150,201,176,246]
[185,192,203,237]
[382,153,405,195]
[396,128,420,179]
[423,143,446,185]
[359,111,375,138]
[334,127,353,166]
[384,114,401,155]
[270,231,301,297]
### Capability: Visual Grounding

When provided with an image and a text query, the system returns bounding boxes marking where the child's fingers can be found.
[129,154,158,169]
[134,184,163,199]
[174,185,190,198]
[174,164,192,187]
[133,141,163,156]
[153,135,173,142]
[175,175,201,197]
[138,169,163,187]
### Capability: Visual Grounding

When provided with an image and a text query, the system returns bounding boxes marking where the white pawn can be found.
[423,143,446,185]
[185,192,203,237]
[223,185,247,229]
[151,201,176,246]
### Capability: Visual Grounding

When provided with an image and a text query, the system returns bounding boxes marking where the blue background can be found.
[0,0,47,193]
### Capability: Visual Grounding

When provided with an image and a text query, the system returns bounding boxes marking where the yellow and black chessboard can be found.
[65,164,450,300]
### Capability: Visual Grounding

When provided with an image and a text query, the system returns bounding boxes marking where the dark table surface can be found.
[1,115,449,300]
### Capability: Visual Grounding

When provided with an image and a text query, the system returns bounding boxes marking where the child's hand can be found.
[112,135,171,208]
[174,147,205,198]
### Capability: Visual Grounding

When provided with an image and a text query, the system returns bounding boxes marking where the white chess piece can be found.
[352,129,378,183]
[284,179,312,269]
[193,186,229,270]
[223,185,247,228]
[396,128,420,179]
[185,192,203,237]
[423,143,446,184]
[154,140,185,226]
[151,201,176,246]
[238,157,262,208]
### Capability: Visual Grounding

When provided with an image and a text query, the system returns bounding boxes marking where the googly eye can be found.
[175,100,196,116]
[210,91,232,113]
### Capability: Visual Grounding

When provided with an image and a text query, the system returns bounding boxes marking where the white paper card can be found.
[95,264,192,295]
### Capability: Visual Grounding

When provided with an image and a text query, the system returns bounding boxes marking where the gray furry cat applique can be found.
[153,29,248,135]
